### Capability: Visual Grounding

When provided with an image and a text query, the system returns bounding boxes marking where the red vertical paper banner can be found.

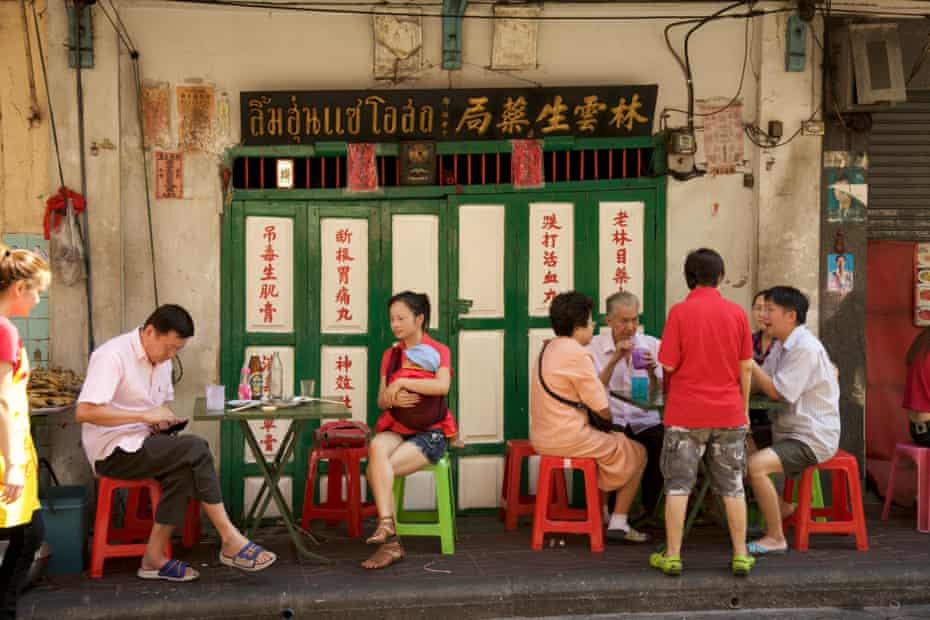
[347,143,378,192]
[511,139,543,188]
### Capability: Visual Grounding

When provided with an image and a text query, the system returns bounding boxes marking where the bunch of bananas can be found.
[28,367,84,410]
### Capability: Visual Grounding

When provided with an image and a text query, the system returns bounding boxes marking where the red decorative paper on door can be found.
[347,143,378,192]
[154,151,183,199]
[511,139,543,188]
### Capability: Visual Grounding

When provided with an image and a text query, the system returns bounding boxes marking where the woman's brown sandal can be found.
[361,541,405,569]
[366,517,397,545]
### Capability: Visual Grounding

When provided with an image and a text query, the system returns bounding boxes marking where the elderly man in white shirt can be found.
[77,305,276,582]
[747,286,841,555]
[587,291,664,520]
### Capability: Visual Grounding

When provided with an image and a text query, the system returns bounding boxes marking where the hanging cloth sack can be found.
[44,187,86,286]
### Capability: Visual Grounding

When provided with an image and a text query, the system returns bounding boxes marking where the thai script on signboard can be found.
[241,86,657,145]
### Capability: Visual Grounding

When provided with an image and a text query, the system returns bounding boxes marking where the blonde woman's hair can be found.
[0,244,51,294]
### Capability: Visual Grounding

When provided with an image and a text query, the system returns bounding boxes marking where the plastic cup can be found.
[631,348,649,370]
[631,376,649,401]
[206,384,225,410]
[300,379,316,398]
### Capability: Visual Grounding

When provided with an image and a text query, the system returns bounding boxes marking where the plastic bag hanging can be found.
[46,188,87,286]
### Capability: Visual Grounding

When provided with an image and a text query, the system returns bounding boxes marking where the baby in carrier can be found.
[377,343,462,446]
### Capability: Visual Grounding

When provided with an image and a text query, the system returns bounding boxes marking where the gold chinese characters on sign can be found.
[241,86,657,145]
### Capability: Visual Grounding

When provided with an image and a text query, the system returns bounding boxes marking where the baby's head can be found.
[405,343,440,372]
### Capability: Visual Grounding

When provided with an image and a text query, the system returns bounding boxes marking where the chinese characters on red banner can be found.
[610,209,633,290]
[334,227,355,323]
[539,211,563,307]
[257,225,280,326]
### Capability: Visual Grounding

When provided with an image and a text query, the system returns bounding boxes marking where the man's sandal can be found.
[137,558,199,582]
[731,553,756,577]
[361,541,404,569]
[649,552,682,576]
[219,541,277,573]
[366,517,397,545]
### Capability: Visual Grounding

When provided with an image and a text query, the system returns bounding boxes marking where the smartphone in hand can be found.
[158,419,189,435]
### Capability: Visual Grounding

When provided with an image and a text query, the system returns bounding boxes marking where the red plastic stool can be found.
[881,442,930,533]
[531,455,604,552]
[500,439,577,530]
[782,449,869,551]
[90,479,164,578]
[301,445,376,537]
[121,485,202,548]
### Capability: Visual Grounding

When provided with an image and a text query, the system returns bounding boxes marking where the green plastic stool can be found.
[393,455,456,554]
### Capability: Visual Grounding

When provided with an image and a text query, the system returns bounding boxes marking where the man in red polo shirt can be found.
[650,248,754,577]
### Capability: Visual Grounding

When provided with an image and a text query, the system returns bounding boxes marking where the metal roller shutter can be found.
[868,91,930,240]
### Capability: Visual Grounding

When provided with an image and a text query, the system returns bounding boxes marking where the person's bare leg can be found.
[388,442,430,478]
[722,495,748,556]
[613,459,646,515]
[664,495,688,557]
[140,523,199,577]
[367,432,405,518]
[202,502,275,564]
[748,448,788,549]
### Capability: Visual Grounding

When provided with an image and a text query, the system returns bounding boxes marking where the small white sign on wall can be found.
[529,203,574,317]
[598,201,645,314]
[321,218,369,334]
[246,216,294,333]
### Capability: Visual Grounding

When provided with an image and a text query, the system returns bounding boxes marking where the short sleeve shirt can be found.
[78,328,174,468]
[658,287,753,428]
[587,331,662,432]
[768,325,841,463]
[903,349,930,412]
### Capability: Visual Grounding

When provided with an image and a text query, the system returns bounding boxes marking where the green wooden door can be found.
[446,188,664,509]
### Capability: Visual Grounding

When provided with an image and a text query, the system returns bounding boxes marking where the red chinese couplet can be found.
[511,139,543,188]
[347,143,378,192]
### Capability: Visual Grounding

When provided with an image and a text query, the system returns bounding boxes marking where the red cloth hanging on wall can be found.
[43,186,86,240]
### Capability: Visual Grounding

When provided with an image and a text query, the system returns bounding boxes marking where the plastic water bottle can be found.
[238,366,251,400]
[270,352,284,400]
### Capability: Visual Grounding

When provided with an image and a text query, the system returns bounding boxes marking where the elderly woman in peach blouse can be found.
[530,291,649,543]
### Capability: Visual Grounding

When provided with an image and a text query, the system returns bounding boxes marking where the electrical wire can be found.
[162,0,789,22]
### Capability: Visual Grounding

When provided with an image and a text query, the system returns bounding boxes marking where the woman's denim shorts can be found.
[402,429,447,464]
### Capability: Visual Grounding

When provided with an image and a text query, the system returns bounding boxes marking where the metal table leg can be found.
[243,420,301,537]
[239,420,332,564]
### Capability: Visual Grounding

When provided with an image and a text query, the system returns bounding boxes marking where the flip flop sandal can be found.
[361,542,405,570]
[747,540,788,555]
[649,551,682,576]
[137,558,199,582]
[731,553,756,577]
[219,541,277,573]
[605,527,652,544]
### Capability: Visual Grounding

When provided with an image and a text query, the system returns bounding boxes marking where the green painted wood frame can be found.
[220,136,667,519]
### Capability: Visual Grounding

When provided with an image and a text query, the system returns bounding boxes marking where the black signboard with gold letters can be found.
[241,86,657,145]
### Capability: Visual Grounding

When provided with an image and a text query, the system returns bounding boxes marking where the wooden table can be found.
[609,391,788,538]
[194,397,350,563]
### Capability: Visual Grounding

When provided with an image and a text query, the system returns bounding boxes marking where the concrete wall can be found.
[0,0,48,234]
[38,1,825,473]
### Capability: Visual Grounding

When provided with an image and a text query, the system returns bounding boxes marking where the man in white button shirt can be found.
[588,291,664,518]
[747,286,841,555]
[77,305,276,581]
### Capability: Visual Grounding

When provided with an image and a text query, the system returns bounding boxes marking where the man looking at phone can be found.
[77,305,275,582]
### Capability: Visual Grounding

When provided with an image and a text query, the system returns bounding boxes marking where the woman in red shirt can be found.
[362,291,456,569]
[904,327,930,447]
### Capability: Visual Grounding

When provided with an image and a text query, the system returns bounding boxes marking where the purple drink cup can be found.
[631,348,649,370]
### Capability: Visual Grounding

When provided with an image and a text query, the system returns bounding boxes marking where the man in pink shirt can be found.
[651,249,754,577]
[77,305,276,582]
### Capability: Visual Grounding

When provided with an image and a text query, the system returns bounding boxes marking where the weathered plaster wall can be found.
[42,1,824,467]
[0,0,48,234]
[755,11,824,331]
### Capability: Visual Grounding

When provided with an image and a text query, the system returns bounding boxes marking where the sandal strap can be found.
[159,559,188,578]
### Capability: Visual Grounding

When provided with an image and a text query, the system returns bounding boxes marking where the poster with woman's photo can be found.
[827,253,854,298]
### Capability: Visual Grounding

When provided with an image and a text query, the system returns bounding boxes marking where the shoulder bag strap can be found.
[537,340,585,411]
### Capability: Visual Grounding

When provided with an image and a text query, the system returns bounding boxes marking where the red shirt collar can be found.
[686,286,721,300]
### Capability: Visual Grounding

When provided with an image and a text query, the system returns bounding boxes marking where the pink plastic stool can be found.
[881,442,930,533]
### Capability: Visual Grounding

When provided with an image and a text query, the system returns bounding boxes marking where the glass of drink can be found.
[300,379,316,398]
[206,384,225,410]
